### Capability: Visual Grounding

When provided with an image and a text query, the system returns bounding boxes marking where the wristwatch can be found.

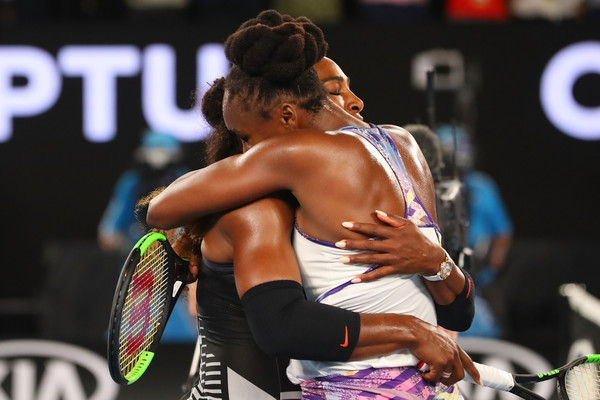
[422,252,453,282]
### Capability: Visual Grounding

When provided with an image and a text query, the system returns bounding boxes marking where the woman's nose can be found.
[346,91,364,115]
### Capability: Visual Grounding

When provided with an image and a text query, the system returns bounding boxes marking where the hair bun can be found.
[238,9,293,30]
[225,10,328,84]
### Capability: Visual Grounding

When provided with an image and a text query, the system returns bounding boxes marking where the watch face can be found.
[440,261,453,279]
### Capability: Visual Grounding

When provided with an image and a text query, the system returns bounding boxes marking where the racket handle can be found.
[464,362,515,391]
[417,360,515,392]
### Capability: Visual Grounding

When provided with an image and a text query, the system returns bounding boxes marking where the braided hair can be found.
[224,9,329,116]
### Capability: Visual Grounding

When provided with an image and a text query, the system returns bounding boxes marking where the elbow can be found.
[440,317,474,333]
[253,332,286,358]
[245,321,290,358]
[146,197,173,229]
[435,303,475,332]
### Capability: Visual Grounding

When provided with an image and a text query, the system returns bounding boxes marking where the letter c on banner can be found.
[540,41,600,141]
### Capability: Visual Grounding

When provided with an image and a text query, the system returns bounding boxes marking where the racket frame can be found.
[107,232,188,385]
[555,354,600,400]
[468,354,600,400]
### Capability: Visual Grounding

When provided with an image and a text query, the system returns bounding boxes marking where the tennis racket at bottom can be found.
[107,231,188,385]
[463,354,600,400]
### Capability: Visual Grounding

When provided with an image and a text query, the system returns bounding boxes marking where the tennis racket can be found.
[107,231,188,385]
[463,354,600,400]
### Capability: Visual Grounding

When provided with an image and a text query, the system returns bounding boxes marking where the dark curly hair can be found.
[177,77,242,249]
[134,78,242,254]
[223,9,328,116]
[201,77,243,164]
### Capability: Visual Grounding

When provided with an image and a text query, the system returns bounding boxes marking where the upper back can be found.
[286,124,436,242]
[201,194,300,297]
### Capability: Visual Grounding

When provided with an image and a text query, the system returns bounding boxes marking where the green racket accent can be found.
[585,354,600,364]
[124,351,155,384]
[139,232,166,255]
[133,232,154,249]
[537,369,559,378]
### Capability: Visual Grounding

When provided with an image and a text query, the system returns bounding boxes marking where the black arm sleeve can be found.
[435,268,475,332]
[240,280,361,361]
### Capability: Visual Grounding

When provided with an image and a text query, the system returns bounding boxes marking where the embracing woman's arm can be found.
[224,197,479,386]
[146,137,309,229]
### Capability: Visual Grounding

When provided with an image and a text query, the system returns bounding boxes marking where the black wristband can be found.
[435,269,475,332]
[241,280,361,361]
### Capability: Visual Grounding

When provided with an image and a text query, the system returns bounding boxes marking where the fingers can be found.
[336,237,388,252]
[437,348,476,387]
[176,262,198,284]
[341,220,406,239]
[350,266,397,283]
[459,347,481,384]
[374,209,409,228]
[444,352,465,386]
[423,358,462,386]
[422,363,452,383]
[188,260,200,275]
[340,251,392,266]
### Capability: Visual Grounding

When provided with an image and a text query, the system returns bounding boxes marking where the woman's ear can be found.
[279,103,298,129]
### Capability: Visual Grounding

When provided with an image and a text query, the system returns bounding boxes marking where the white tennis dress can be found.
[286,125,442,384]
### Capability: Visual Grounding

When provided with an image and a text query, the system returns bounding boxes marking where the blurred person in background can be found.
[98,129,188,254]
[436,123,512,338]
[402,123,470,343]
[270,0,344,24]
[358,0,433,20]
[510,0,585,21]
[402,124,466,265]
[98,128,197,342]
[445,0,508,20]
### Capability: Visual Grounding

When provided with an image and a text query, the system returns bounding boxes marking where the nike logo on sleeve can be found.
[339,326,349,347]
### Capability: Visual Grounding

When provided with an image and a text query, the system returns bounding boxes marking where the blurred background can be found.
[1,0,600,398]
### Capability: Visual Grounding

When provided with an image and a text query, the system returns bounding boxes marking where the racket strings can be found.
[118,242,171,376]
[124,252,169,347]
[119,245,169,373]
[565,363,600,400]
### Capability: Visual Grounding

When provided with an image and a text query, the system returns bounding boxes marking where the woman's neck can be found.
[314,99,370,131]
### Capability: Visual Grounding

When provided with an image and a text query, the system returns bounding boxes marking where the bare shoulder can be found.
[378,124,420,150]
[219,194,295,234]
[376,124,424,164]
[250,129,334,158]
[253,128,360,168]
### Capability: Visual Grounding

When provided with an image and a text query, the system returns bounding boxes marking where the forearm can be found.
[241,280,429,362]
[147,157,252,229]
[422,250,475,331]
[350,313,420,360]
[147,170,214,229]
[241,280,360,361]
[423,259,466,305]
[147,152,291,229]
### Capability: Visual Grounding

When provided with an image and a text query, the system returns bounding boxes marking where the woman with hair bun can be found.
[150,10,477,400]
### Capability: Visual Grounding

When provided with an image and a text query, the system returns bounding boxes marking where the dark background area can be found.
[1,8,600,398]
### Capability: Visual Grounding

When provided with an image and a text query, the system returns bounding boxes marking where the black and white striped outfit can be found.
[181,258,301,400]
